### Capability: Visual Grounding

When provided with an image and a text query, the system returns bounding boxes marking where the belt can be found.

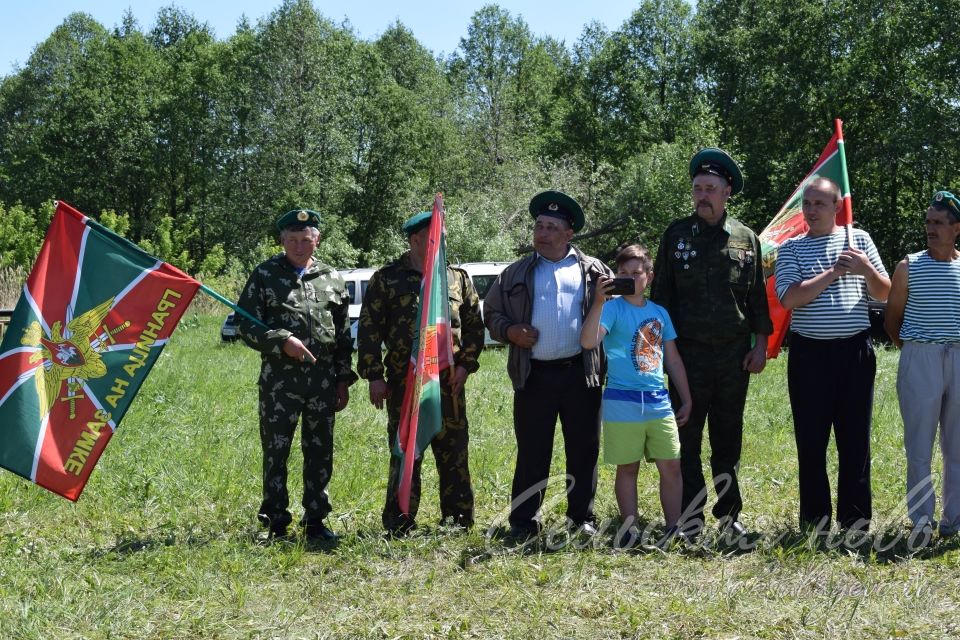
[530,354,581,368]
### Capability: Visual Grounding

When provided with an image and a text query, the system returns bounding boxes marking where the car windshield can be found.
[345,282,356,304]
[471,275,498,300]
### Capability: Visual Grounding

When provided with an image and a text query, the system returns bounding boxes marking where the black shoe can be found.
[568,520,599,538]
[719,519,748,538]
[506,524,539,542]
[439,515,473,532]
[678,518,704,542]
[385,517,417,538]
[908,522,934,551]
[614,526,640,550]
[303,521,339,542]
[257,524,292,544]
[657,525,692,549]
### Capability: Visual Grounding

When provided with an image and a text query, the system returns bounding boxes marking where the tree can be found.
[242,0,360,265]
[342,24,472,263]
[448,5,560,179]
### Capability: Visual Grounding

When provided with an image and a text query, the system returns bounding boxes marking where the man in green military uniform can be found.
[357,211,484,535]
[650,148,773,538]
[238,209,357,541]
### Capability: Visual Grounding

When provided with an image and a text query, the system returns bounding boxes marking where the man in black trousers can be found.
[484,190,612,539]
[775,177,890,532]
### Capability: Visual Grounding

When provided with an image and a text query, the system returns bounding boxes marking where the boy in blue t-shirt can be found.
[581,244,692,547]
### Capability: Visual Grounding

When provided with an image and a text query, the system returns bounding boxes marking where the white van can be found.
[341,262,509,347]
[456,262,510,346]
[338,267,378,347]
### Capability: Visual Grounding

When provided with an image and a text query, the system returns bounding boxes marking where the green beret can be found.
[276,209,321,230]
[931,190,960,221]
[689,147,744,196]
[402,210,433,236]
[528,190,585,232]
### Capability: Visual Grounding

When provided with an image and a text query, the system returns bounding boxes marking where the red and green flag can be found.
[395,193,455,515]
[0,201,201,500]
[759,118,854,358]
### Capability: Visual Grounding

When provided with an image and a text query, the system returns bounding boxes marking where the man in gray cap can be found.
[484,190,613,540]
[238,209,357,542]
[650,149,772,539]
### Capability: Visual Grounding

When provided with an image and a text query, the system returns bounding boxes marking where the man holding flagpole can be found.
[358,210,484,536]
[238,209,357,542]
[775,177,890,533]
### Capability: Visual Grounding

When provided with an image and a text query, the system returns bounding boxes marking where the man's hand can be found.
[335,381,350,412]
[675,401,692,427]
[837,247,872,277]
[282,336,316,364]
[368,379,391,409]
[449,365,469,397]
[742,337,768,374]
[506,323,539,348]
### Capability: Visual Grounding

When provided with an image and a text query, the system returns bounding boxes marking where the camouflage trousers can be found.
[257,358,338,530]
[382,376,474,531]
[669,336,752,529]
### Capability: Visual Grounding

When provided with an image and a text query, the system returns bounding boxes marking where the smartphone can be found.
[607,277,636,296]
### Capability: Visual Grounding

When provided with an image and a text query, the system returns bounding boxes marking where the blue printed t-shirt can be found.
[600,297,676,392]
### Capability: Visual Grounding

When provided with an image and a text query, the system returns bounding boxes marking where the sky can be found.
[1,1,645,75]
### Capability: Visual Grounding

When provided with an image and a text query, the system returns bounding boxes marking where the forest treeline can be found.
[0,0,957,283]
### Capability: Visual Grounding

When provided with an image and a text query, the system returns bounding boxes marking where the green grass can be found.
[2,314,960,639]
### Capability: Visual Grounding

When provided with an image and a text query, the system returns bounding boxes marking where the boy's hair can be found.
[614,243,653,273]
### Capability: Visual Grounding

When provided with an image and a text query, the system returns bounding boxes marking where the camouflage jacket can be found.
[237,253,356,384]
[650,212,773,346]
[356,251,484,384]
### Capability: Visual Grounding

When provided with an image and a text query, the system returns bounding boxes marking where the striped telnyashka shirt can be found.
[899,250,960,343]
[775,228,888,339]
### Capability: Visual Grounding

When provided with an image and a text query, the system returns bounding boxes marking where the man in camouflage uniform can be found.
[650,148,772,538]
[238,208,357,541]
[357,210,484,534]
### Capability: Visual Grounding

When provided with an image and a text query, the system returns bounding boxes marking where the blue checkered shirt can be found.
[530,247,584,360]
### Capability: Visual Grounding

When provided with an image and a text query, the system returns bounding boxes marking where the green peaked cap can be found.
[402,210,433,236]
[528,190,585,232]
[689,147,744,196]
[276,209,321,230]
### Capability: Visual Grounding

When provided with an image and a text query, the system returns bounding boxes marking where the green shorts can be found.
[603,415,680,464]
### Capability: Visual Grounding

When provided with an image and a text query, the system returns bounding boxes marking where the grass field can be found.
[2,314,959,639]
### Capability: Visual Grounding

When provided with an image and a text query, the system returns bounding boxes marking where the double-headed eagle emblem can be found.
[20,298,125,418]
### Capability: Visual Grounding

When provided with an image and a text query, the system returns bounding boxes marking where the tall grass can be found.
[0,265,26,308]
[1,315,958,639]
